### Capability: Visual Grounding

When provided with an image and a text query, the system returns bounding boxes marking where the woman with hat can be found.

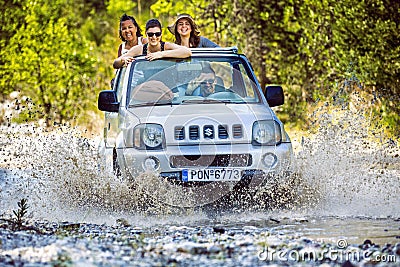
[168,14,219,48]
[113,18,191,69]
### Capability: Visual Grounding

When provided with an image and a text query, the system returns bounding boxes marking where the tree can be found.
[0,0,97,126]
[0,0,26,97]
[331,0,400,131]
[0,0,398,135]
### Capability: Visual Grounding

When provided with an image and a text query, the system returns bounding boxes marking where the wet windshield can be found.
[127,58,261,107]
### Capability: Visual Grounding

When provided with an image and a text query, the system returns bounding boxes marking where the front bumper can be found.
[117,142,292,185]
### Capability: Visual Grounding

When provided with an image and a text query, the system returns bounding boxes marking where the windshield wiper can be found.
[129,100,174,107]
[181,99,232,104]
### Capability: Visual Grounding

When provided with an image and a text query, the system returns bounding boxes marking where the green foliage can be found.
[0,0,98,126]
[107,0,137,17]
[51,253,73,267]
[207,0,399,135]
[0,0,398,136]
[12,198,29,230]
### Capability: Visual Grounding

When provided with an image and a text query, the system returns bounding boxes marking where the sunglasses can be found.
[200,79,215,85]
[147,32,162,37]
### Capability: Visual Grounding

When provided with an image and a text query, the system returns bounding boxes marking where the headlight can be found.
[252,120,282,146]
[133,124,165,150]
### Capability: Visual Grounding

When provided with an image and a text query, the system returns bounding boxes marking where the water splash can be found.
[1,99,399,224]
[293,99,399,218]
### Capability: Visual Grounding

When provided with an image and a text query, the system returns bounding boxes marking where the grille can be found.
[174,126,185,140]
[218,125,229,139]
[170,154,252,167]
[232,124,243,138]
[174,124,243,140]
[189,126,199,140]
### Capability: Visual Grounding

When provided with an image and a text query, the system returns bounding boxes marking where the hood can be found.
[127,103,274,144]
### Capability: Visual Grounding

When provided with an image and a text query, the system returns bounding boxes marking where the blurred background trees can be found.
[0,0,398,136]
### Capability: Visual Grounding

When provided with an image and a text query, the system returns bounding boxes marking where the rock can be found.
[116,218,130,227]
[270,218,280,223]
[213,227,225,234]
[395,243,400,255]
[294,217,308,223]
[207,245,221,254]
[60,222,81,230]
[382,243,392,253]
[243,225,257,233]
[176,242,208,255]
[363,239,373,245]
[361,239,374,249]
[342,260,355,267]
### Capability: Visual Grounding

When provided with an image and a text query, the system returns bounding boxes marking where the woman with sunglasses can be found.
[168,14,219,48]
[113,19,191,69]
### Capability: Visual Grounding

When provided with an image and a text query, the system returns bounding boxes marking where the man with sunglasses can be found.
[185,63,218,97]
[113,19,191,69]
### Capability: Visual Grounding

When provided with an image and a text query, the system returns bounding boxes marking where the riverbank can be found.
[1,215,399,266]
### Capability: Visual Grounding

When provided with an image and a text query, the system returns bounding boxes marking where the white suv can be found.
[98,47,293,206]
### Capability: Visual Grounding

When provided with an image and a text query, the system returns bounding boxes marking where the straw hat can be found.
[167,14,200,35]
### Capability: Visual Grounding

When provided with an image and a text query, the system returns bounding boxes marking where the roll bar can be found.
[190,46,238,54]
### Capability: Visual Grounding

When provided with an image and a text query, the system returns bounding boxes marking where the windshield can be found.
[127,57,261,107]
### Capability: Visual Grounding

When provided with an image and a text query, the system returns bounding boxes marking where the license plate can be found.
[182,168,241,182]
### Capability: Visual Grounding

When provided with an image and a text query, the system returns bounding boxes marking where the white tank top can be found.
[121,37,144,54]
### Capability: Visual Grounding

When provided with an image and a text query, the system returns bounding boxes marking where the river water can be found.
[0,107,399,266]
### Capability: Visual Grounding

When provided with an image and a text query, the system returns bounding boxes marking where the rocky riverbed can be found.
[1,214,400,266]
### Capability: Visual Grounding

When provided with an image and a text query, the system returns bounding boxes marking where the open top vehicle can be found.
[98,47,293,207]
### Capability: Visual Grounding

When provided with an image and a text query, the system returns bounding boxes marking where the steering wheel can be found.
[170,86,180,93]
[207,90,243,101]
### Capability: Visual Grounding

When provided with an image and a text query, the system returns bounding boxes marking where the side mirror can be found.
[98,90,119,112]
[265,85,284,107]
